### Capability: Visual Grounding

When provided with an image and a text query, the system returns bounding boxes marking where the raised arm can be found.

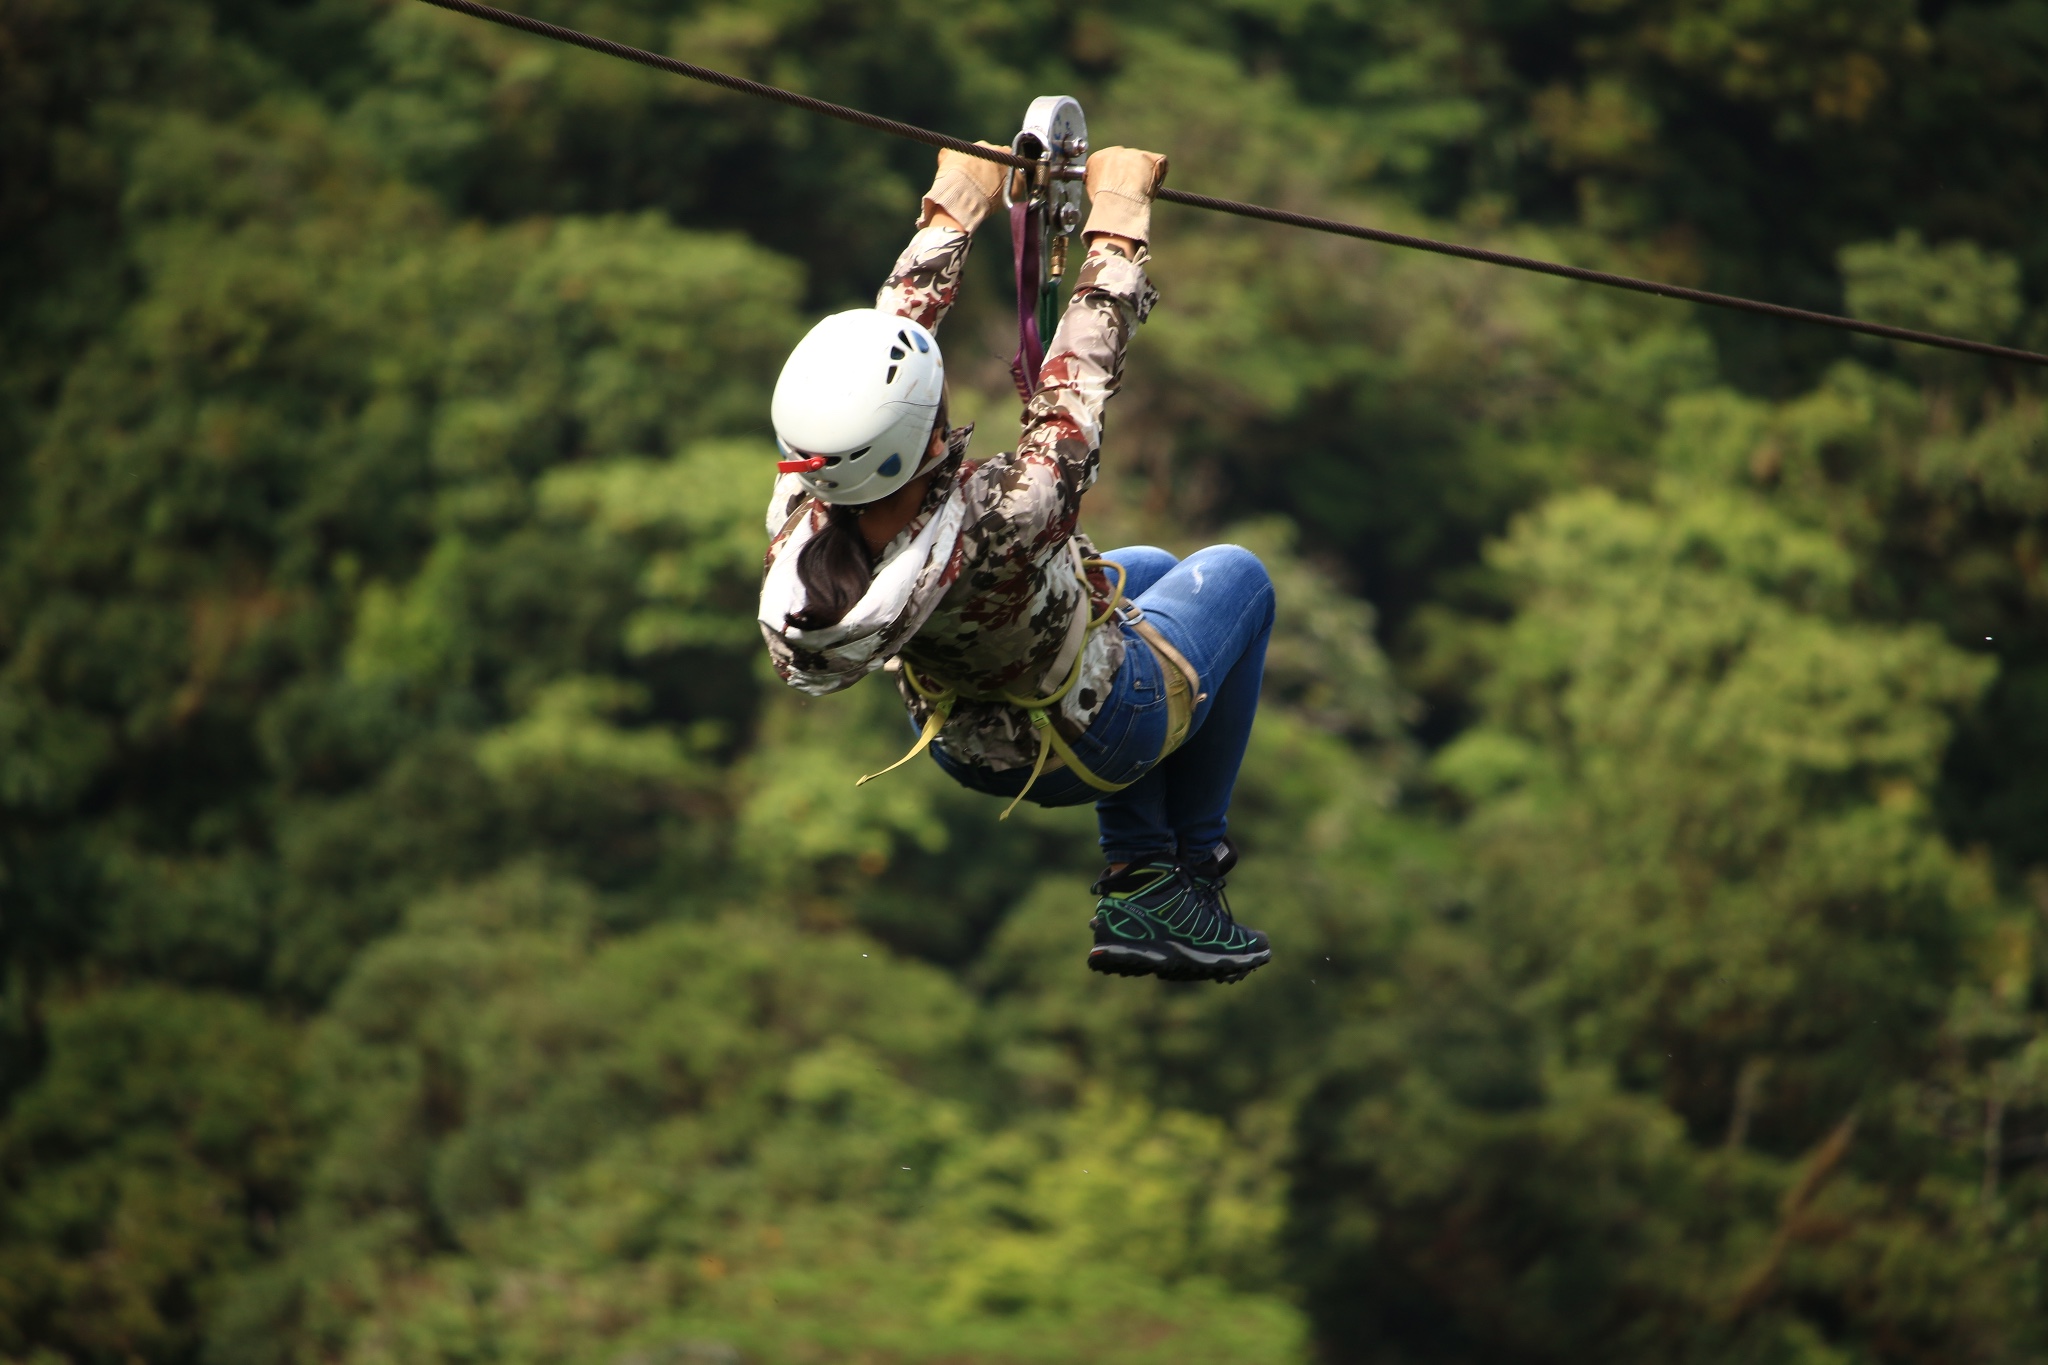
[1013,147,1167,504]
[875,143,1008,331]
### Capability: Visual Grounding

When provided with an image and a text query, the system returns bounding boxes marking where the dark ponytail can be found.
[786,502,873,631]
[785,394,947,632]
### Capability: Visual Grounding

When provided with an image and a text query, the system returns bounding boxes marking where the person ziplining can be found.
[404,0,2048,986]
[756,145,1275,985]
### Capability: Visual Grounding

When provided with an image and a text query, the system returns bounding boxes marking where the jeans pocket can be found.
[1067,632,1169,785]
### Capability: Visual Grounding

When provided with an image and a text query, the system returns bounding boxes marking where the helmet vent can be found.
[889,345,906,360]
[877,453,902,478]
[911,332,929,353]
[885,364,899,383]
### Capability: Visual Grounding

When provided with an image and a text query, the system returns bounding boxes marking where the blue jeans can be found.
[929,544,1275,865]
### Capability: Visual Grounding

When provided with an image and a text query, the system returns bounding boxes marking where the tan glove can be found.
[1083,146,1169,245]
[917,142,1010,233]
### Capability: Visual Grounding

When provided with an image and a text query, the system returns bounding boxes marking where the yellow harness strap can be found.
[858,557,1137,820]
[852,657,959,786]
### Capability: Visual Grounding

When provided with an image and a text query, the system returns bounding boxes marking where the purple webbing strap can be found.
[1009,201,1044,400]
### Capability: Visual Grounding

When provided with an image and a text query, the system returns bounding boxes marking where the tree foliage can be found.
[4,1,2048,1362]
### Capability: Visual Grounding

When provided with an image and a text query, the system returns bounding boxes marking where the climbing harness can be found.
[414,0,2048,369]
[857,555,1201,820]
[1003,97,1088,398]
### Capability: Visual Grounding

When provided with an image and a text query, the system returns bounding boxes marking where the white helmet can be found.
[771,310,946,505]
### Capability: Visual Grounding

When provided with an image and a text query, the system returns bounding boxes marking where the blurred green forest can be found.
[5,0,2048,1360]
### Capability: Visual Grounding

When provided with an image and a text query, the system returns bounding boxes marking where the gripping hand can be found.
[918,142,1010,233]
[1083,147,1169,246]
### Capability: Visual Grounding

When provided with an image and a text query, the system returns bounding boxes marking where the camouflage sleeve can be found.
[951,242,1158,569]
[875,225,974,331]
[1012,240,1159,504]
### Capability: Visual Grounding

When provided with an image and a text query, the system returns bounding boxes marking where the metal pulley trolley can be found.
[1003,96,1089,400]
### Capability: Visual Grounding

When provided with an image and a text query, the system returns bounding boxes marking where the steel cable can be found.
[414,0,2048,369]
[412,0,1043,167]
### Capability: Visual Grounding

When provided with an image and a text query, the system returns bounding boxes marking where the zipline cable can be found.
[413,0,2048,370]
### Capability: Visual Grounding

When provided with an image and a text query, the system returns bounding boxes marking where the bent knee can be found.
[1192,543,1273,589]
[1189,544,1276,623]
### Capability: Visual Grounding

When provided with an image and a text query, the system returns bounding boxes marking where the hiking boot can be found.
[1086,856,1272,984]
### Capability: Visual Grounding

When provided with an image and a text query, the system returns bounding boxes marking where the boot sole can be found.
[1087,940,1271,985]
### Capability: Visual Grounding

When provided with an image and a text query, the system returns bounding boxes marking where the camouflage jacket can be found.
[761,224,1158,770]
